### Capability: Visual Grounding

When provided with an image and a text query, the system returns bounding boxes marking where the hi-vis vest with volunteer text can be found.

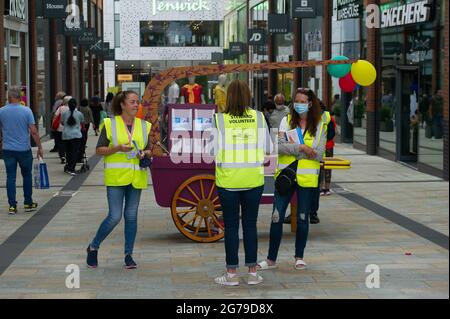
[275,111,331,187]
[103,116,152,189]
[215,109,267,189]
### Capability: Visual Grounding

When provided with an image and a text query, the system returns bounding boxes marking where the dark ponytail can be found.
[67,98,78,126]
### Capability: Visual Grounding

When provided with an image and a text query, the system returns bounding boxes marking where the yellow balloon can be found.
[351,60,377,86]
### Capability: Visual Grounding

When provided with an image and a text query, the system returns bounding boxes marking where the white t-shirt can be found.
[279,116,305,135]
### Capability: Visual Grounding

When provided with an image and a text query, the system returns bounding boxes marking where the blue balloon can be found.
[327,56,352,78]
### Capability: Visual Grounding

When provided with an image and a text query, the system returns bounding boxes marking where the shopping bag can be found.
[34,157,50,189]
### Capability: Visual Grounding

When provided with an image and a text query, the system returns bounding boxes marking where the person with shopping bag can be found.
[0,86,44,215]
[86,91,152,269]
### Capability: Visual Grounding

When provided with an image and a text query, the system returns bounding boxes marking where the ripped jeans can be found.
[267,186,317,261]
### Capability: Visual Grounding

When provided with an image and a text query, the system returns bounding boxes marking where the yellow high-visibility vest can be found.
[103,116,152,189]
[275,112,330,186]
[215,108,266,189]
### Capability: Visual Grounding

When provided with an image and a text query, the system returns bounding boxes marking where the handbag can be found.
[275,160,298,196]
[34,157,50,189]
[52,112,61,130]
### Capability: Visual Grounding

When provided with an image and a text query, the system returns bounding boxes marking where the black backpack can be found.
[275,160,298,196]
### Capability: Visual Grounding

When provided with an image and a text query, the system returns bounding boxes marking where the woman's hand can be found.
[118,144,133,153]
[299,144,317,159]
[139,150,152,159]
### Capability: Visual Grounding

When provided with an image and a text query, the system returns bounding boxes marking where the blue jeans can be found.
[217,186,264,269]
[2,150,33,207]
[267,186,317,261]
[91,185,142,255]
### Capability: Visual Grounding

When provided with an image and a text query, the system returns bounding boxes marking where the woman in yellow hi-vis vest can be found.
[86,91,152,269]
[258,88,327,271]
[214,80,272,286]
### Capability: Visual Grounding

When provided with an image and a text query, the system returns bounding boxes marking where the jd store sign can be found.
[248,29,266,45]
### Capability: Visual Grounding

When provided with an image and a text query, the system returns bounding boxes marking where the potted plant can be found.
[353,99,365,127]
[380,106,394,132]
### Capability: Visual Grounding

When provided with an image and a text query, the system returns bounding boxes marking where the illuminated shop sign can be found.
[380,0,433,28]
[336,0,361,21]
[151,0,211,15]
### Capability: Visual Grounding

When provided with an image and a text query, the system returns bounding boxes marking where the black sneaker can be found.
[50,148,58,153]
[86,246,98,269]
[8,206,17,215]
[60,157,66,164]
[283,214,291,224]
[310,214,320,224]
[124,254,137,269]
[24,203,38,212]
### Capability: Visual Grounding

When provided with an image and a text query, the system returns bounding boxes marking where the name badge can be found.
[126,151,137,160]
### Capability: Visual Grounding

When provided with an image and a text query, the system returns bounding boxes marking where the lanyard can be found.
[121,116,135,145]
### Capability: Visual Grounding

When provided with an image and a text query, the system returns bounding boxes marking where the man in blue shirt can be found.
[0,86,44,215]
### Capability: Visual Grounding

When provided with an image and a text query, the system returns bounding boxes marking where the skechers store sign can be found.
[380,0,433,28]
[151,0,210,15]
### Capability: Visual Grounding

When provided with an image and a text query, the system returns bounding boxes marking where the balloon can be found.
[327,56,352,78]
[351,60,377,86]
[339,73,357,93]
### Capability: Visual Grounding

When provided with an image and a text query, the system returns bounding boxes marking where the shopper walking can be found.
[90,96,103,136]
[269,94,290,130]
[258,88,327,271]
[86,91,152,269]
[50,91,66,153]
[0,86,44,215]
[213,80,272,286]
[78,98,94,161]
[61,98,84,176]
[104,93,114,117]
[53,96,72,164]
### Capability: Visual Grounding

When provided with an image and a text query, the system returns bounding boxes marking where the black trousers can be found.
[64,138,82,172]
[54,131,66,159]
[79,124,90,161]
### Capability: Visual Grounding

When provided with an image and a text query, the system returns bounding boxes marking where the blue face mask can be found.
[294,103,309,115]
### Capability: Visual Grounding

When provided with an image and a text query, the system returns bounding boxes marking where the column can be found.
[0,0,5,106]
[321,0,332,108]
[365,0,380,156]
[267,0,276,97]
[443,1,449,181]
[78,0,85,99]
[65,37,74,96]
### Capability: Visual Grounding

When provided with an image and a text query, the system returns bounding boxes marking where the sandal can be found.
[294,259,307,270]
[256,260,278,271]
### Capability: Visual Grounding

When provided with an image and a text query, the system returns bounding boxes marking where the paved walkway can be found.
[0,133,448,299]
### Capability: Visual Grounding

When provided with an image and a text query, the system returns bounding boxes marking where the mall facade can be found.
[103,0,448,180]
[103,0,225,99]
[1,0,105,134]
[222,0,448,180]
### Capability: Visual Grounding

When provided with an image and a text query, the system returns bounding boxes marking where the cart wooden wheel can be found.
[171,175,224,243]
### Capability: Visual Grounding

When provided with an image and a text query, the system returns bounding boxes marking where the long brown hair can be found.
[226,80,252,116]
[289,88,322,137]
[112,91,138,115]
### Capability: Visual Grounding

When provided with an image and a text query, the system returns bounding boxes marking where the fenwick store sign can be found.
[151,0,211,15]
[380,0,433,28]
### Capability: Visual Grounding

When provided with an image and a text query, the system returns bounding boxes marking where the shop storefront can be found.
[3,0,29,105]
[104,0,224,101]
[332,0,448,179]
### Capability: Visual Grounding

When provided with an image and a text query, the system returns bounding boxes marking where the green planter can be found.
[380,120,394,132]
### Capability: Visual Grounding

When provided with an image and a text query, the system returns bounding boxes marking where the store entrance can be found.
[395,66,419,164]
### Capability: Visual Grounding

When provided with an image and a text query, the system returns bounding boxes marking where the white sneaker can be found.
[247,272,263,285]
[214,273,240,286]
